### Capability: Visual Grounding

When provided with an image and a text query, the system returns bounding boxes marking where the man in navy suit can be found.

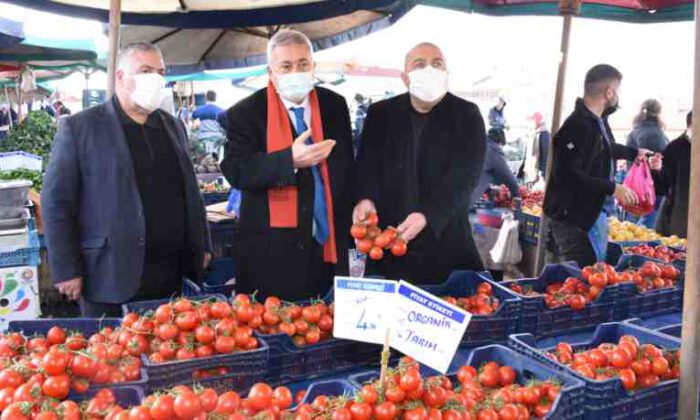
[42,42,210,316]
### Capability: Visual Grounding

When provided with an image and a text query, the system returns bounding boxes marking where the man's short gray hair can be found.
[266,29,313,64]
[117,42,162,71]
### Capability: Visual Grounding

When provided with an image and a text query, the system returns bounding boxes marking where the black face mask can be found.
[603,92,619,118]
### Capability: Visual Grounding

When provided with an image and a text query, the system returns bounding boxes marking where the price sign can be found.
[333,277,397,344]
[390,281,471,373]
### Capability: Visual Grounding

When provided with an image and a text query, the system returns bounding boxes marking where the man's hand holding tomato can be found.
[352,199,377,225]
[397,212,427,242]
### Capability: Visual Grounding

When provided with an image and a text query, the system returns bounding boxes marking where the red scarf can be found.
[266,82,337,264]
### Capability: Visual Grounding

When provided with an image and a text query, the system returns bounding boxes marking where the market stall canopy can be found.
[122,5,411,73]
[2,0,410,28]
[0,36,99,62]
[0,17,24,49]
[1,1,410,73]
[421,0,693,22]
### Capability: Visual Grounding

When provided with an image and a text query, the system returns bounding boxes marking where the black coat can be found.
[221,87,353,300]
[544,99,637,231]
[653,134,690,237]
[42,99,209,304]
[355,93,486,284]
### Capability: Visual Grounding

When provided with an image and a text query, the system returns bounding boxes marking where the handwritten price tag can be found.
[333,277,398,344]
[390,281,471,374]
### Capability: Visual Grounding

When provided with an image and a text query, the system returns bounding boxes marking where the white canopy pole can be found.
[107,0,121,97]
[677,0,700,415]
[534,0,579,276]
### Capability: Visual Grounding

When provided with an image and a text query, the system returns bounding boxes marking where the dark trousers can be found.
[550,218,597,268]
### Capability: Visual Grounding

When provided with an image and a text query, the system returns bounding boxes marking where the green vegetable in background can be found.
[0,169,44,192]
[0,111,57,170]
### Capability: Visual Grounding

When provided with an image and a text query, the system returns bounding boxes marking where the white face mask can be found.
[275,71,314,103]
[131,73,165,113]
[408,66,449,103]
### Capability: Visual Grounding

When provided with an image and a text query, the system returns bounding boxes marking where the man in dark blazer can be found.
[42,42,210,316]
[221,30,353,300]
[354,43,486,285]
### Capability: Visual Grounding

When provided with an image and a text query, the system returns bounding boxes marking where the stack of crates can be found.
[0,202,41,329]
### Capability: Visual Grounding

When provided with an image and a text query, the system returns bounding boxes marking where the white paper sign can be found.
[390,280,471,374]
[333,277,397,344]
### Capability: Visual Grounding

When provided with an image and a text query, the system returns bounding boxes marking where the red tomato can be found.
[399,369,422,392]
[215,391,242,414]
[359,385,378,405]
[373,402,397,420]
[331,408,353,420]
[42,374,70,400]
[369,247,384,260]
[248,383,273,411]
[174,392,203,419]
[198,388,219,413]
[638,374,660,389]
[498,366,516,386]
[350,224,368,239]
[478,368,500,388]
[385,386,406,403]
[214,336,236,354]
[194,326,215,345]
[619,368,637,391]
[423,386,447,408]
[651,357,670,376]
[271,386,293,410]
[349,402,373,420]
[149,394,175,420]
[390,239,408,257]
[47,326,66,345]
[610,348,632,369]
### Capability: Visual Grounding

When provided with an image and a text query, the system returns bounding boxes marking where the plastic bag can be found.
[621,159,655,216]
[490,213,522,265]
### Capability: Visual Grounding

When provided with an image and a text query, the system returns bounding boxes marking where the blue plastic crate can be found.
[500,262,616,338]
[8,318,150,392]
[73,385,145,407]
[613,255,683,320]
[184,258,237,297]
[259,296,358,386]
[419,271,522,346]
[606,241,659,266]
[299,379,358,405]
[350,345,585,420]
[202,191,230,206]
[468,345,585,420]
[623,312,682,331]
[122,294,227,316]
[508,322,681,420]
[120,295,267,390]
[0,230,40,268]
[142,334,269,390]
[8,317,122,335]
[209,221,236,259]
[348,344,479,387]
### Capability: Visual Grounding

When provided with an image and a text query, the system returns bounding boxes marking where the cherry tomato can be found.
[248,383,273,411]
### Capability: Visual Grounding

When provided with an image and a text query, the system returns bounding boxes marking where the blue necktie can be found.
[291,107,329,245]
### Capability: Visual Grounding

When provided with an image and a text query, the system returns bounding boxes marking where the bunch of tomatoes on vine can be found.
[297,357,562,420]
[441,282,501,316]
[351,212,408,261]
[545,335,680,392]
[0,325,142,419]
[123,293,336,367]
